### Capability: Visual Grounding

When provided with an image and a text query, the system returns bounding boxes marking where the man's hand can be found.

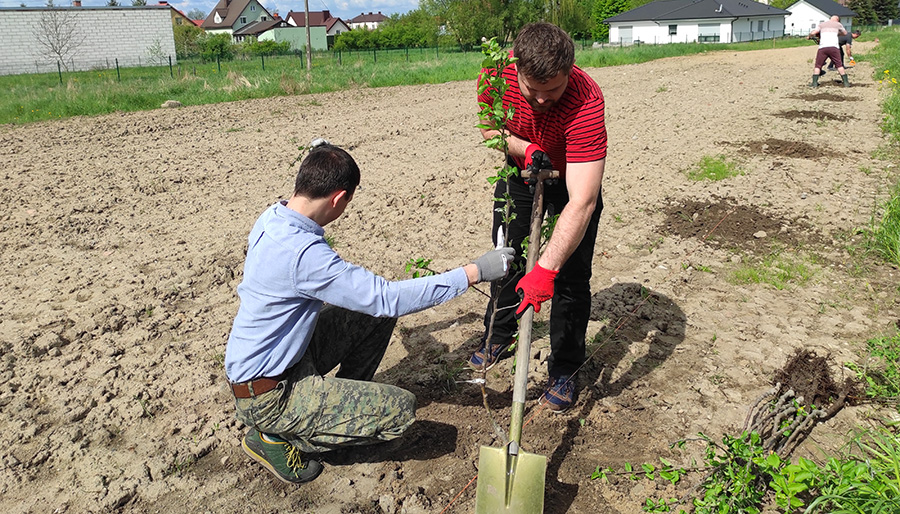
[515,263,558,316]
[473,247,515,283]
[524,143,553,172]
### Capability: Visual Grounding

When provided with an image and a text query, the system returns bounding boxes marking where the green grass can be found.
[863,179,900,266]
[686,154,744,181]
[847,331,900,404]
[730,249,814,290]
[0,36,816,125]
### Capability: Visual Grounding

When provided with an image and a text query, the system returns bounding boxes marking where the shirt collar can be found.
[274,200,325,236]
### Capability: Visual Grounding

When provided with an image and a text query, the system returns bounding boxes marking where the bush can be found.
[242,39,292,56]
[199,33,236,61]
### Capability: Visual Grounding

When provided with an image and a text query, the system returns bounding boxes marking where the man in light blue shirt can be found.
[226,142,514,484]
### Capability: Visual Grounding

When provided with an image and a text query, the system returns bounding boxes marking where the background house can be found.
[201,0,273,38]
[0,5,176,76]
[784,0,856,36]
[605,0,789,45]
[285,10,349,48]
[349,11,387,30]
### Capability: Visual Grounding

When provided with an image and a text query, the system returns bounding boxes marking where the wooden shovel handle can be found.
[509,168,559,445]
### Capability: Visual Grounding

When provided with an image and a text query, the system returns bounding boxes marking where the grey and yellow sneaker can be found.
[242,428,323,484]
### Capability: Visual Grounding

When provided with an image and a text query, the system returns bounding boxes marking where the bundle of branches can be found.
[745,348,856,457]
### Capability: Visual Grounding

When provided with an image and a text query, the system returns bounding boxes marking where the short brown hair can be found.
[513,22,575,82]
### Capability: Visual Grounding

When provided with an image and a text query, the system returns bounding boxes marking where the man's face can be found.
[517,71,569,113]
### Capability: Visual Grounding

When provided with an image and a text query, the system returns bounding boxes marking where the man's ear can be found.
[330,189,349,208]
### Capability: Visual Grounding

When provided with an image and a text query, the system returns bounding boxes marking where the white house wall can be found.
[785,2,829,35]
[784,2,853,36]
[0,7,176,76]
[609,15,786,45]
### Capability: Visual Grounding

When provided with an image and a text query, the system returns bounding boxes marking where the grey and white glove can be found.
[473,247,515,282]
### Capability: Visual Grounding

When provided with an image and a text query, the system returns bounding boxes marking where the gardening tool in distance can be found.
[474,167,559,513]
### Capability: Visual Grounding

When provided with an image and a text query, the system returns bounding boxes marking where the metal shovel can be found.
[475,168,558,513]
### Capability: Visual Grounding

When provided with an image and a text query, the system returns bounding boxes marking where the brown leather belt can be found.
[231,376,282,398]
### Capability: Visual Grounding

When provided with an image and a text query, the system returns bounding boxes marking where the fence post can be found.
[169,55,173,78]
[217,55,221,73]
[57,61,62,85]
[373,48,376,64]
[116,58,120,82]
[339,49,342,66]
[261,54,265,71]
[406,45,409,62]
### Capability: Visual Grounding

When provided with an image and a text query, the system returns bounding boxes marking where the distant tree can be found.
[592,0,629,40]
[187,8,206,20]
[849,0,879,25]
[872,0,899,23]
[132,0,147,5]
[199,32,235,60]
[173,23,203,57]
[769,0,793,9]
[107,0,120,5]
[34,3,85,70]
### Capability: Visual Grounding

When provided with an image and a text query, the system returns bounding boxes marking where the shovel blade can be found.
[475,445,547,513]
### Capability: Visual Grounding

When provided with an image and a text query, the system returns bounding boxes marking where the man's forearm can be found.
[537,203,593,271]
[481,128,531,159]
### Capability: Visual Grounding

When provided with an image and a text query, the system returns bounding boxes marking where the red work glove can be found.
[524,143,553,172]
[515,262,558,317]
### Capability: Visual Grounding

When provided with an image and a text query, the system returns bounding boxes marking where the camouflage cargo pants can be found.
[232,305,416,454]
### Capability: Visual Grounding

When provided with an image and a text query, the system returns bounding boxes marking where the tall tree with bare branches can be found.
[34,2,85,71]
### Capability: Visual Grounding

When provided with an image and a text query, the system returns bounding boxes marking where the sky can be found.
[1,0,420,22]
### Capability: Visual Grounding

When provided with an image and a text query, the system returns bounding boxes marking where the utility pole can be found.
[304,0,312,78]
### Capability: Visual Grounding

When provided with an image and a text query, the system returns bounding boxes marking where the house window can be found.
[668,24,677,35]
[698,23,720,42]
[176,18,182,25]
[250,5,255,10]
[757,20,763,32]
[241,16,247,24]
[261,16,267,21]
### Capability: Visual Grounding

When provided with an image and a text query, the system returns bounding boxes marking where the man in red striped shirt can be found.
[470,22,607,413]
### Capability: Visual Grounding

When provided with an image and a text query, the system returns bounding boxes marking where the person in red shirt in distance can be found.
[470,22,608,413]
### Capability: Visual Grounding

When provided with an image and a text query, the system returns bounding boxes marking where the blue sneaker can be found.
[540,375,575,413]
[468,337,515,371]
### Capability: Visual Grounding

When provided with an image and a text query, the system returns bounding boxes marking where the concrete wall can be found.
[0,6,176,76]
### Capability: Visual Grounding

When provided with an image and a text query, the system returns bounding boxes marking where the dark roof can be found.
[202,0,269,30]
[788,0,855,17]
[232,18,288,36]
[350,11,387,23]
[605,0,789,22]
[285,10,329,27]
[285,10,345,28]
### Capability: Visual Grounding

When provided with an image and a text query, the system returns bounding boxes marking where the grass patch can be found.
[847,331,900,406]
[861,179,900,267]
[730,249,814,290]
[0,36,816,125]
[686,154,744,181]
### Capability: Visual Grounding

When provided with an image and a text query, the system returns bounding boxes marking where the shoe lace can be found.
[283,444,309,475]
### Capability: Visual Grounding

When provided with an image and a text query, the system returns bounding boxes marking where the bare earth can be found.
[1,42,898,514]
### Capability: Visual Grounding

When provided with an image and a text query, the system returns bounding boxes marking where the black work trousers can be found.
[482,171,603,378]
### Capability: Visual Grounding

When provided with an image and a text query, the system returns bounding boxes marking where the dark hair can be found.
[513,22,575,82]
[293,144,360,199]
[852,30,861,36]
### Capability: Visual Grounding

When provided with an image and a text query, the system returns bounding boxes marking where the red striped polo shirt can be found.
[478,63,607,177]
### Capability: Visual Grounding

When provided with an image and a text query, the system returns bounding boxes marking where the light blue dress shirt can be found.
[225,201,470,383]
